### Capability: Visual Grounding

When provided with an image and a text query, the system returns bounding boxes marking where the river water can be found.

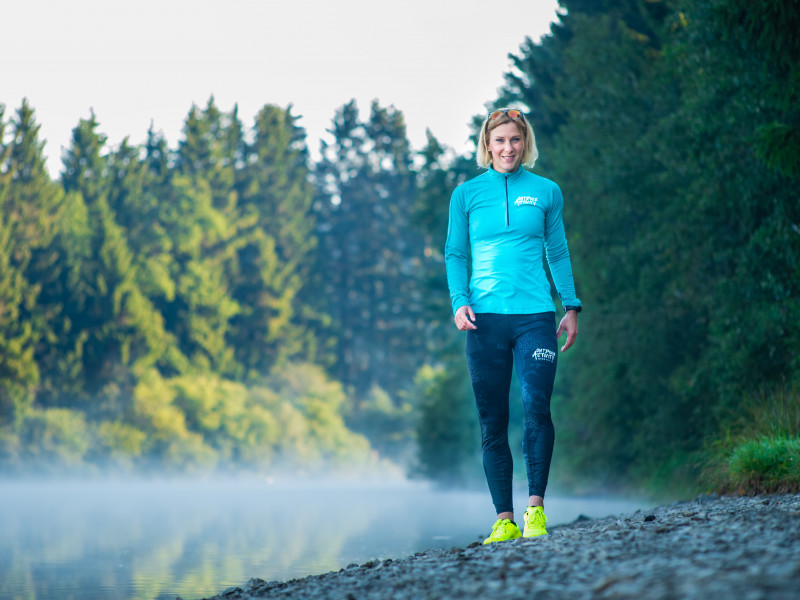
[0,478,648,600]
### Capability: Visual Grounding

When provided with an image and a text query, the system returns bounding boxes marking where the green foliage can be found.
[135,362,377,471]
[0,99,375,475]
[95,421,148,460]
[484,0,800,493]
[412,132,479,352]
[739,384,800,440]
[0,362,373,473]
[130,368,210,469]
[17,408,91,466]
[30,113,184,413]
[229,104,317,375]
[3,0,797,491]
[700,382,800,493]
[726,437,800,493]
[0,100,63,423]
[411,362,482,485]
[345,385,416,463]
[311,100,426,399]
[262,362,372,466]
[706,0,800,179]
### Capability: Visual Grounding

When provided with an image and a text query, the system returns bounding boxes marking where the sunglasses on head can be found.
[489,109,523,121]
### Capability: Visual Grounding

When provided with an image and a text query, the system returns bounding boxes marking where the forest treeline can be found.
[1,0,798,492]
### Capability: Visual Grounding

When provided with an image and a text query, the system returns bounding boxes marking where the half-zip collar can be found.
[488,166,525,227]
[487,165,525,181]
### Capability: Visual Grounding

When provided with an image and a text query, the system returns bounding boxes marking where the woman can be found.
[444,108,581,543]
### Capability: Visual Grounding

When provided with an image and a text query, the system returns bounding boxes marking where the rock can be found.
[695,492,719,504]
[204,493,800,600]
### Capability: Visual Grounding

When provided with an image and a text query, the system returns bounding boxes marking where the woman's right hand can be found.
[454,305,477,331]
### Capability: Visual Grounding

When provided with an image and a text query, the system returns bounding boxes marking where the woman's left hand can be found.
[557,310,578,352]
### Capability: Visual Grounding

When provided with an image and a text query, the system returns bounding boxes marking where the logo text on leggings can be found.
[532,348,556,362]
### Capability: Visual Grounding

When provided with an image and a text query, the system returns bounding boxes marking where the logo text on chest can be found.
[514,196,538,206]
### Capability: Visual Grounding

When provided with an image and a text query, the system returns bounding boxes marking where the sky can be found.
[4,0,561,177]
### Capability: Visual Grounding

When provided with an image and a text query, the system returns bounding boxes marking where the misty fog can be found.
[1,477,648,599]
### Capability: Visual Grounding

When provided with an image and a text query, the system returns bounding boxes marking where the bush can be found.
[263,362,372,467]
[17,408,91,466]
[345,385,416,464]
[726,436,800,494]
[701,382,800,493]
[411,361,482,485]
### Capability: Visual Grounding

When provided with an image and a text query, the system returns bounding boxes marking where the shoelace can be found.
[490,519,513,538]
[527,509,547,529]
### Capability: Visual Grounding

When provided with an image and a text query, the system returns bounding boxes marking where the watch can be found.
[564,306,582,313]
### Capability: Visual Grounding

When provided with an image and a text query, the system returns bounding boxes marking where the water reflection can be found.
[0,478,647,600]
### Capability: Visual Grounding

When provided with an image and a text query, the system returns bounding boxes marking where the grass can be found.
[701,382,800,494]
[725,436,800,494]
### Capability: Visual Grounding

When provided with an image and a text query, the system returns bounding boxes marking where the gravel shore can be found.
[201,493,800,599]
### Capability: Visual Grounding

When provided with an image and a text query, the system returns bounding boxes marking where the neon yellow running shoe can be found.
[483,518,522,544]
[523,506,548,537]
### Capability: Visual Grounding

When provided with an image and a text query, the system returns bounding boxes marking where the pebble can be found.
[201,493,800,600]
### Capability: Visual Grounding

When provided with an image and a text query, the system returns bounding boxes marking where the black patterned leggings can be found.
[465,312,558,515]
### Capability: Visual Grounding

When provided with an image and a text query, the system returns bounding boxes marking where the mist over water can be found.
[1,477,649,600]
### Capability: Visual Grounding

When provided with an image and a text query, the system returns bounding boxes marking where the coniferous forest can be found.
[1,0,798,494]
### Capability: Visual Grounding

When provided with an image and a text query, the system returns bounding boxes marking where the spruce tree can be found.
[229,104,316,377]
[486,0,800,486]
[413,131,479,353]
[46,114,176,415]
[161,100,241,376]
[106,138,188,376]
[0,101,65,423]
[312,100,427,399]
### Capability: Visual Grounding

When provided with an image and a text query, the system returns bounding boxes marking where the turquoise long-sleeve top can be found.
[444,166,581,315]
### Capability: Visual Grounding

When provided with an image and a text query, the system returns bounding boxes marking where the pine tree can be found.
[176,97,242,215]
[106,137,188,376]
[41,114,177,415]
[0,105,34,425]
[0,100,65,423]
[312,100,426,399]
[485,1,674,479]
[486,0,800,485]
[228,104,317,377]
[413,131,479,354]
[160,100,241,376]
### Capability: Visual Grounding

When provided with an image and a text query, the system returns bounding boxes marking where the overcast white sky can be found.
[4,0,561,176]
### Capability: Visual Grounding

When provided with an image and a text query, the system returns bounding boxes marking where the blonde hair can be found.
[476,108,538,169]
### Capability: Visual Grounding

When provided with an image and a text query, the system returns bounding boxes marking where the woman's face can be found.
[486,122,524,173]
